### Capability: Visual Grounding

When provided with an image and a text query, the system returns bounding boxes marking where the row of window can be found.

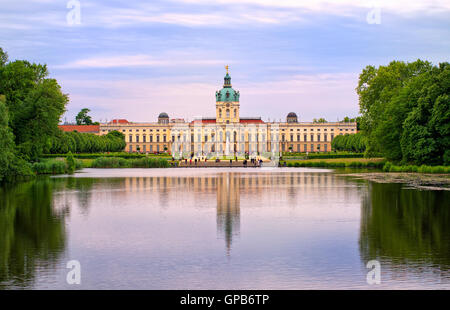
[129,143,330,153]
[282,144,329,152]
[128,133,340,143]
[103,127,355,133]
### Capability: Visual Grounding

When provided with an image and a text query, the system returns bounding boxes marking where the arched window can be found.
[219,109,222,118]
[233,109,236,118]
[226,109,230,118]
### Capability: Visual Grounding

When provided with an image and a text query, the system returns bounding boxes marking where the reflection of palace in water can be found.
[216,173,240,254]
[121,171,354,253]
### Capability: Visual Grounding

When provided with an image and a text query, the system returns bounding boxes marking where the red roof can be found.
[190,119,216,124]
[109,119,129,124]
[240,119,264,124]
[59,125,100,133]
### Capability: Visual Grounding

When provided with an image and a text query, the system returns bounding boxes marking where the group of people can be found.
[170,155,265,167]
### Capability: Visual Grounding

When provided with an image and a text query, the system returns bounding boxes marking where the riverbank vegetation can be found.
[282,152,364,159]
[357,60,449,166]
[90,157,169,168]
[284,158,385,168]
[42,152,171,159]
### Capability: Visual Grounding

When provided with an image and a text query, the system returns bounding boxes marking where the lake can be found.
[0,168,449,289]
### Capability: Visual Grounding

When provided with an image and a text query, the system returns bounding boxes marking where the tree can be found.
[356,59,433,158]
[0,56,68,161]
[400,63,450,165]
[313,118,327,123]
[75,108,93,125]
[0,96,16,182]
[0,96,32,182]
[355,59,450,164]
[0,47,7,67]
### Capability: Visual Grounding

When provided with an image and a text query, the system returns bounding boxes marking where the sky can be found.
[1,0,449,123]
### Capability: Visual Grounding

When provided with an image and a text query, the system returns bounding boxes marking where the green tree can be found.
[0,47,7,67]
[0,56,68,161]
[313,118,327,123]
[66,151,76,174]
[400,63,450,165]
[356,59,432,158]
[75,108,93,125]
[0,96,16,182]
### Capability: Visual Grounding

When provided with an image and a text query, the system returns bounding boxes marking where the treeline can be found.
[331,132,367,153]
[357,60,449,165]
[46,130,126,154]
[0,46,70,182]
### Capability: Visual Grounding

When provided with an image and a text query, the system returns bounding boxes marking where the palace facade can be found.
[99,70,357,157]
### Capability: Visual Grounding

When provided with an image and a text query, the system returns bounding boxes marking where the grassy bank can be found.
[383,162,450,173]
[32,158,83,175]
[90,157,169,168]
[42,152,171,159]
[282,152,365,160]
[283,158,450,173]
[283,158,385,168]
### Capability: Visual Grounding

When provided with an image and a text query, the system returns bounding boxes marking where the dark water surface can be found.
[0,168,449,289]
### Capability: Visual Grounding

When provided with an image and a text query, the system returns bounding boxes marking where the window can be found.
[156,135,160,142]
[310,134,314,142]
[297,134,300,141]
[234,109,236,118]
[150,135,153,142]
[129,135,133,142]
[331,134,334,140]
[163,135,166,142]
[219,109,222,118]
[129,145,132,152]
[290,134,294,142]
[304,144,307,152]
[282,134,285,142]
[317,134,320,142]
[143,135,146,143]
[226,109,230,118]
[136,135,139,143]
[324,144,328,152]
[143,145,146,152]
[205,135,208,142]
[311,144,314,152]
[304,134,307,142]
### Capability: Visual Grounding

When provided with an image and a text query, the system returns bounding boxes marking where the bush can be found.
[32,159,67,174]
[46,130,126,154]
[90,157,169,168]
[66,151,76,174]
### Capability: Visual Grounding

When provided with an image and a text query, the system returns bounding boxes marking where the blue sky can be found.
[1,0,449,123]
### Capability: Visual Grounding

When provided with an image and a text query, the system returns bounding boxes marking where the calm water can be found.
[0,168,449,290]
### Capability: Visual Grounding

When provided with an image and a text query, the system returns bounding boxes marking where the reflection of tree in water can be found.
[216,173,240,255]
[0,179,67,289]
[359,182,450,271]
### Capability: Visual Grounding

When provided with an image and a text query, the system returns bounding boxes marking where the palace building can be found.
[98,69,357,157]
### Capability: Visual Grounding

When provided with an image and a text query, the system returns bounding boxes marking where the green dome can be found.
[215,73,240,102]
[216,87,239,102]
